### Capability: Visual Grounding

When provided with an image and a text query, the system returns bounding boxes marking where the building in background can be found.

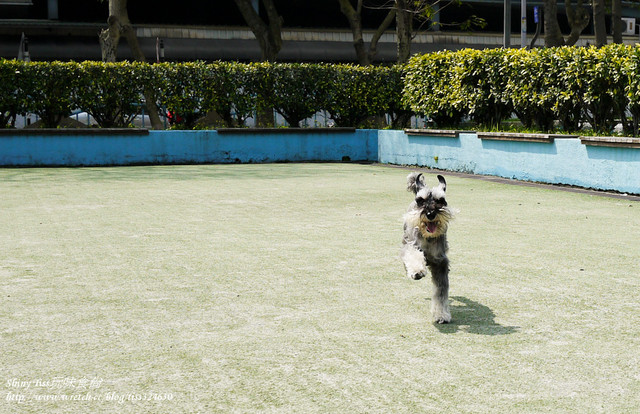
[2,0,640,62]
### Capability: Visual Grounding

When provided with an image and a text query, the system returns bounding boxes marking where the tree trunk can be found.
[99,0,163,130]
[592,0,607,47]
[543,0,565,46]
[338,0,396,65]
[98,15,120,62]
[338,0,370,65]
[395,0,412,63]
[565,0,590,46]
[611,0,623,44]
[233,0,283,126]
[262,0,283,61]
[369,8,395,63]
[233,0,283,62]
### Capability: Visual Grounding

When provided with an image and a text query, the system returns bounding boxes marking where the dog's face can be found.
[406,173,452,239]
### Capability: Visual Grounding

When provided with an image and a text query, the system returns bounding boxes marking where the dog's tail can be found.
[406,172,424,195]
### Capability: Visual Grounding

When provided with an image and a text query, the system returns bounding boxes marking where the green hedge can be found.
[20,61,80,128]
[2,45,640,135]
[0,60,405,129]
[0,59,27,128]
[404,43,638,135]
[75,61,151,128]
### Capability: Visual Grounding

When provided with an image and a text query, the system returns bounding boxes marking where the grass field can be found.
[1,163,639,413]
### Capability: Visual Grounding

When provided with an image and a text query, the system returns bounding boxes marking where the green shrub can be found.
[154,61,213,129]
[581,44,630,135]
[403,50,465,128]
[4,47,640,135]
[21,61,80,128]
[503,48,556,132]
[403,44,640,135]
[540,47,584,132]
[254,62,327,127]
[624,46,640,136]
[321,64,392,128]
[0,59,28,128]
[206,61,257,128]
[455,48,513,127]
[380,65,412,129]
[75,61,149,128]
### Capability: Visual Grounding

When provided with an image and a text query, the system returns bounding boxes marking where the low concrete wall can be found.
[1,128,638,194]
[0,128,378,166]
[378,130,640,194]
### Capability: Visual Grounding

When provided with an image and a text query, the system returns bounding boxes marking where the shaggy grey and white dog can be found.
[401,172,455,324]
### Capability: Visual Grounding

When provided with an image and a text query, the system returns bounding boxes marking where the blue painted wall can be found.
[378,130,640,194]
[1,128,638,194]
[0,129,378,167]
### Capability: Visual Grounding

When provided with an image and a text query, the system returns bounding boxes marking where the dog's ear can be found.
[406,172,425,195]
[437,175,447,192]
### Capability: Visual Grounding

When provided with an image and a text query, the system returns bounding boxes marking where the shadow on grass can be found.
[434,296,519,335]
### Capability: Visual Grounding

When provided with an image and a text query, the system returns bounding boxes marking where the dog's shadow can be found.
[433,296,519,335]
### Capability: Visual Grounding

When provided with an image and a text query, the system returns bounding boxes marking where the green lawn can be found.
[1,164,639,413]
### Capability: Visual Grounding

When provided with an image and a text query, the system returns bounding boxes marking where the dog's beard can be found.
[404,207,454,239]
[420,216,441,235]
[418,214,447,238]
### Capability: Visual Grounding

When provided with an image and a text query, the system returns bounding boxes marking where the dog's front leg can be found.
[429,259,451,324]
[401,243,426,280]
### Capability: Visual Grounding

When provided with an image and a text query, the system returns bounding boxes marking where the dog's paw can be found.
[410,272,425,280]
[433,312,451,324]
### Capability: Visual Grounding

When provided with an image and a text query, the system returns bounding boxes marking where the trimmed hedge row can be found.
[404,44,640,135]
[2,44,640,135]
[0,60,406,129]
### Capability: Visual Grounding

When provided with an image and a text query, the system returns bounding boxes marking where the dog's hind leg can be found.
[401,244,426,280]
[429,259,451,324]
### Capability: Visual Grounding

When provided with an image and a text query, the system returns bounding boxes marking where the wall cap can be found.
[477,131,578,143]
[580,136,640,148]
[404,129,473,138]
[217,127,356,135]
[0,128,150,136]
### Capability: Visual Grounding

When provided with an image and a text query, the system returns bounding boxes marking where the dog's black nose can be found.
[426,211,437,220]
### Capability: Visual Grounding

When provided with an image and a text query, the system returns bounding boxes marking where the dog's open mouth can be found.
[420,217,438,234]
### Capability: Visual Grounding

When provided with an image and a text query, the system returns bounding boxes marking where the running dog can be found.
[401,173,455,324]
